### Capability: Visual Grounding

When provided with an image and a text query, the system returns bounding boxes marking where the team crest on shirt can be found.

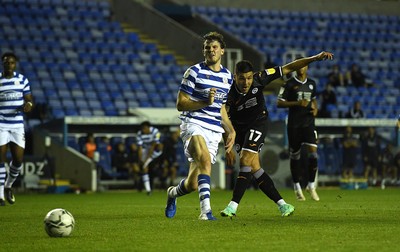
[252,88,258,94]
[223,77,228,84]
[309,85,314,90]
[14,80,20,85]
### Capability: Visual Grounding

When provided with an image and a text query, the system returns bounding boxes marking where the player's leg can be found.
[304,128,320,201]
[305,145,320,201]
[251,157,295,216]
[5,142,24,204]
[364,162,371,181]
[187,134,219,220]
[142,151,162,195]
[165,154,196,218]
[221,127,258,217]
[3,129,25,205]
[221,149,255,217]
[0,144,7,206]
[166,124,217,220]
[288,127,305,200]
[141,155,153,195]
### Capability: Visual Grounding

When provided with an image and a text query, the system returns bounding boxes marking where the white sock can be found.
[0,185,4,199]
[169,179,188,198]
[277,199,287,206]
[142,174,151,192]
[294,183,302,191]
[228,201,239,211]
[308,182,316,189]
[5,162,23,188]
[198,174,211,214]
[0,164,6,199]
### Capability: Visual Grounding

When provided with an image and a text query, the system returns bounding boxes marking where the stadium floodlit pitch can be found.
[1,188,399,252]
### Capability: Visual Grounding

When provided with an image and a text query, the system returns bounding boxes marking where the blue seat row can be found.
[193,6,400,120]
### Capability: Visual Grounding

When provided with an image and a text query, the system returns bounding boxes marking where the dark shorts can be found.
[234,120,267,153]
[364,155,379,168]
[287,125,317,153]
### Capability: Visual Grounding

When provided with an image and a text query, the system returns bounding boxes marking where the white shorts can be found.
[180,122,222,164]
[0,127,25,148]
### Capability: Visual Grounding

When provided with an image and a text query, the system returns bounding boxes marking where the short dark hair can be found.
[140,121,151,128]
[235,60,253,74]
[1,52,18,62]
[203,32,226,49]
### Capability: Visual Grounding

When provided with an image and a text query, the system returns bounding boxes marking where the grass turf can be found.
[1,188,399,252]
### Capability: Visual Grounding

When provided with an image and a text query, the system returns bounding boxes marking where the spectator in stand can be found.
[111,142,130,175]
[341,126,359,180]
[158,130,180,188]
[346,63,366,87]
[82,133,96,160]
[327,64,345,87]
[362,127,380,185]
[346,101,365,119]
[127,143,141,190]
[394,150,400,185]
[380,143,396,189]
[319,83,337,118]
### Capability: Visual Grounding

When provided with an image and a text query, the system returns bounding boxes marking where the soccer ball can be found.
[44,208,75,237]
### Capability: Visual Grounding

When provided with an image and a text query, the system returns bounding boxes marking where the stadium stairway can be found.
[120,23,192,66]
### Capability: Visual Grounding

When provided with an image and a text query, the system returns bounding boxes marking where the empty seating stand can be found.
[0,0,184,120]
[192,6,400,121]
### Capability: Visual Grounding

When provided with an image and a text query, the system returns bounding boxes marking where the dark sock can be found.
[231,172,252,204]
[255,172,282,203]
[308,157,318,182]
[290,158,301,183]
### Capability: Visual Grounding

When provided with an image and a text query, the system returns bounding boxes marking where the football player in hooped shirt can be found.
[220,51,333,217]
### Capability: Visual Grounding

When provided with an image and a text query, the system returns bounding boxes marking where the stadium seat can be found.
[67,136,79,150]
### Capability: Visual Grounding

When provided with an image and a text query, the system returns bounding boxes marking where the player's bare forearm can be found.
[23,94,34,113]
[176,90,212,111]
[282,51,334,75]
[310,99,318,117]
[277,99,306,108]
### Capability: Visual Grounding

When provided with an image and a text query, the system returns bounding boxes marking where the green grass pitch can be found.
[1,188,399,252]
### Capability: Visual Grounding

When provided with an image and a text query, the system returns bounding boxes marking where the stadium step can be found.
[121,22,191,66]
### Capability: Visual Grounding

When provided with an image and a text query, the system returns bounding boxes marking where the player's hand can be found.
[207,88,217,105]
[310,102,318,117]
[298,99,309,107]
[315,51,334,61]
[225,149,236,167]
[224,131,236,153]
[23,101,33,113]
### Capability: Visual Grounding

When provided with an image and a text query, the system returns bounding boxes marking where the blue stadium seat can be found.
[79,109,93,117]
[97,140,127,180]
[67,136,79,150]
[110,136,123,148]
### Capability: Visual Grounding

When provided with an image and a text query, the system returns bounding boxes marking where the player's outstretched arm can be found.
[281,51,334,75]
